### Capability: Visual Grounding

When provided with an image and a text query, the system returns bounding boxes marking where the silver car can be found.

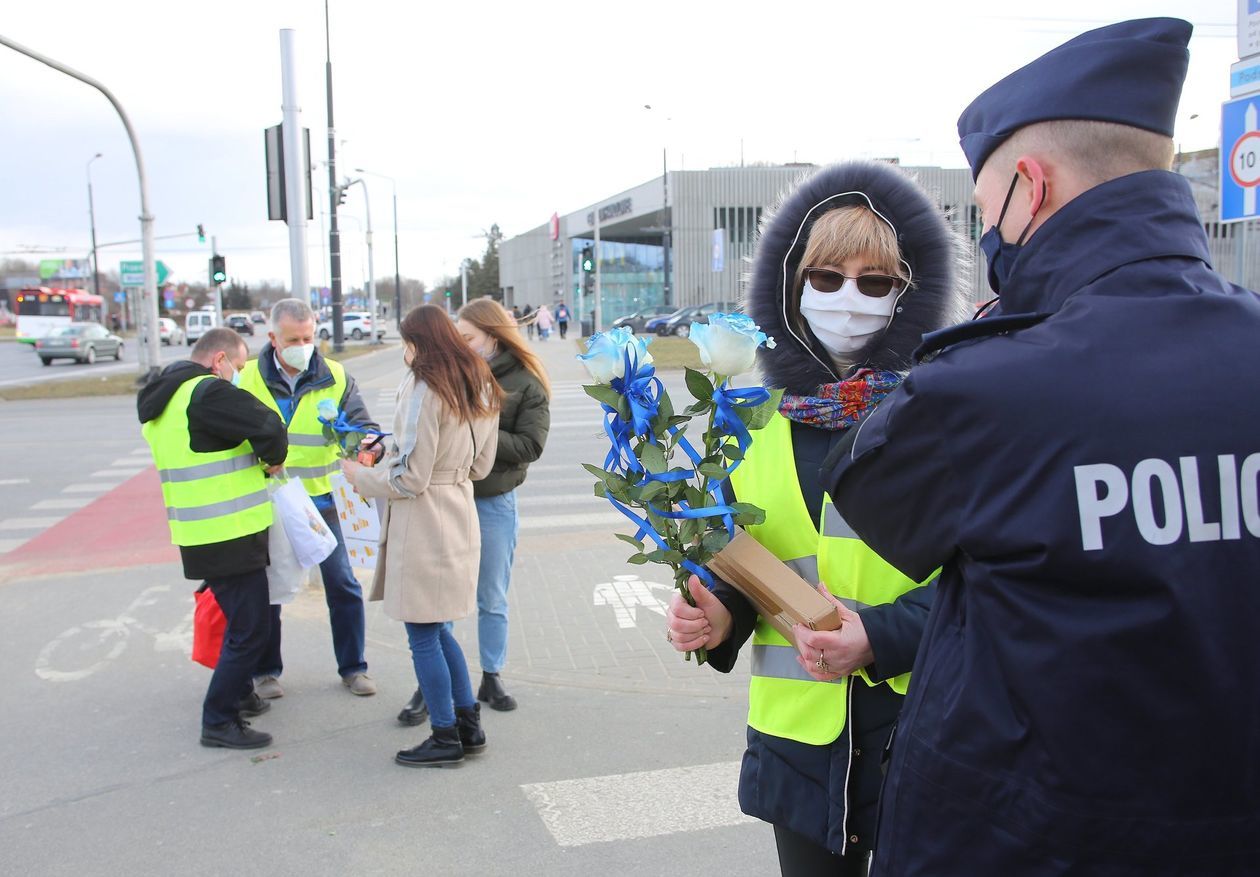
[35,323,124,365]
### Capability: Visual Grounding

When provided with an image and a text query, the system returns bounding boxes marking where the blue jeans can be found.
[404,622,475,729]
[475,491,519,674]
[256,500,368,679]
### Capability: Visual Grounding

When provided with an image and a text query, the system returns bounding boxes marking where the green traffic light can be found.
[444,290,451,297]
[212,271,226,283]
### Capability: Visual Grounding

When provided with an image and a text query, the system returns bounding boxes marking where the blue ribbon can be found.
[317,412,389,452]
[711,382,770,462]
[610,346,662,440]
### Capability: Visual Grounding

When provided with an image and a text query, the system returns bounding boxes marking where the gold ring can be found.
[815,655,828,670]
[666,630,673,644]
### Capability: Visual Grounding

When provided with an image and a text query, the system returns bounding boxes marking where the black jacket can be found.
[826,171,1260,875]
[475,348,550,498]
[705,161,963,855]
[138,360,288,580]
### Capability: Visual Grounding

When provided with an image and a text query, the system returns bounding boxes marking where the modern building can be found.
[499,156,1259,332]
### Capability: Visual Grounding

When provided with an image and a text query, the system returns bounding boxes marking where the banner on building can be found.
[711,229,725,273]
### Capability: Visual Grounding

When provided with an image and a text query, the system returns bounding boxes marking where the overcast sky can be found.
[0,0,1241,294]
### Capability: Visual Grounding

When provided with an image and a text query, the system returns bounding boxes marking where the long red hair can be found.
[400,305,502,423]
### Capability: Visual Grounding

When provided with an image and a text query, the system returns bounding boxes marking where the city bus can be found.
[13,288,104,344]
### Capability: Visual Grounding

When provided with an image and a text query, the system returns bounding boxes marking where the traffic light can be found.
[197,224,206,243]
[444,289,452,299]
[336,183,348,207]
[580,245,594,273]
[210,254,227,285]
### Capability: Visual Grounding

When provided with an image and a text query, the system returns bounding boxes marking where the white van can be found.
[184,310,217,344]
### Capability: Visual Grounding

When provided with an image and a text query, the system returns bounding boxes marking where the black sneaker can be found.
[201,719,273,750]
[235,692,271,718]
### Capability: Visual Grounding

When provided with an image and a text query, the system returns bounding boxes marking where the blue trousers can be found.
[204,568,270,726]
[404,622,475,729]
[475,491,519,674]
[256,500,368,679]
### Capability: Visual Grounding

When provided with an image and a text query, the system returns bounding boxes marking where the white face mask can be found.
[799,278,897,356]
[279,343,314,372]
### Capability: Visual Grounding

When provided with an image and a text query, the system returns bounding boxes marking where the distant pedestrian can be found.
[511,305,522,322]
[110,312,121,333]
[340,304,501,767]
[554,302,571,339]
[535,305,554,341]
[138,328,288,750]
[522,304,535,340]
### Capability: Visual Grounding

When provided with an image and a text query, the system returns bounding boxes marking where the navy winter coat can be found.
[825,170,1260,875]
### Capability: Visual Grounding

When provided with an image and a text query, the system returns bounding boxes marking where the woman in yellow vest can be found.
[665,161,967,875]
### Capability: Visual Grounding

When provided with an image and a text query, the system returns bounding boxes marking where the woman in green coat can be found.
[397,298,551,724]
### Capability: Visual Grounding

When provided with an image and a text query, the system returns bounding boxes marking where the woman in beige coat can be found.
[340,304,500,768]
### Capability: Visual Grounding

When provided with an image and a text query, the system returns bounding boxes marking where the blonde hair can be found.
[794,205,907,294]
[457,298,552,398]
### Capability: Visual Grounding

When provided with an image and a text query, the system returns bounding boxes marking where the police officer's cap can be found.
[957,17,1192,180]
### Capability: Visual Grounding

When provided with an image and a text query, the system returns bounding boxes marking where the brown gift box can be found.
[707,529,841,646]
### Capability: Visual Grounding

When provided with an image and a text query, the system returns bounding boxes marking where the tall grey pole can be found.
[280,30,310,302]
[324,0,344,352]
[593,207,602,333]
[661,147,672,308]
[460,260,468,309]
[0,33,161,380]
[392,187,400,328]
[211,235,223,325]
[86,153,102,305]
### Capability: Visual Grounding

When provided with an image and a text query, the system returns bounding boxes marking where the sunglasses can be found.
[804,267,904,298]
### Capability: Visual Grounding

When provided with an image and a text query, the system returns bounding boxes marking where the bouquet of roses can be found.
[578,314,782,664]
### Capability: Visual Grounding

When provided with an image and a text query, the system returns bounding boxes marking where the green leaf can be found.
[698,463,729,480]
[615,533,644,549]
[684,368,714,402]
[638,480,668,501]
[702,529,731,554]
[583,384,622,408]
[730,501,767,526]
[746,388,785,431]
[638,442,668,473]
[722,442,744,461]
[678,517,703,545]
[644,548,670,564]
[666,415,692,429]
[626,553,649,565]
[582,463,616,483]
[683,401,712,416]
[593,482,608,498]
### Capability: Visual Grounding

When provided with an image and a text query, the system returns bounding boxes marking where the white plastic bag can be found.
[330,471,381,570]
[272,476,337,568]
[266,514,303,605]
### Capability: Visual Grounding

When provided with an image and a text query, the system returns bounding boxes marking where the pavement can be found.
[0,333,776,875]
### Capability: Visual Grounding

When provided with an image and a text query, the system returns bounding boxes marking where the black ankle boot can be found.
[454,703,487,754]
[397,688,429,726]
[395,725,463,768]
[477,672,518,712]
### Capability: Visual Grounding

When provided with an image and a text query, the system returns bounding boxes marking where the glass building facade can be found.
[571,238,666,326]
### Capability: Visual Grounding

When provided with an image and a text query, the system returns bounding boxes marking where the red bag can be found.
[192,586,226,669]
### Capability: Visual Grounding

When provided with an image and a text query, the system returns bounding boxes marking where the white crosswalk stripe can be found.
[0,517,64,531]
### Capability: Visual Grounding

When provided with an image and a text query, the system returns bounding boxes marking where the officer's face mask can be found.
[979,172,1043,294]
[799,278,897,356]
[279,342,314,372]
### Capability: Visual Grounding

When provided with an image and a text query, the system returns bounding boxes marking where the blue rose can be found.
[577,327,654,384]
[316,399,340,422]
[689,312,775,377]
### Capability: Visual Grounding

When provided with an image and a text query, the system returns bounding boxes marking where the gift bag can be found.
[330,470,381,570]
[266,513,303,604]
[192,586,226,669]
[272,476,337,568]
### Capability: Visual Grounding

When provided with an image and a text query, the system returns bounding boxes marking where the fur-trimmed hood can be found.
[746,161,966,394]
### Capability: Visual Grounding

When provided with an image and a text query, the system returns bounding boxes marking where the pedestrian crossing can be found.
[0,447,152,556]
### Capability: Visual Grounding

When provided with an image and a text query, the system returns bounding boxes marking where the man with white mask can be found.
[237,298,381,699]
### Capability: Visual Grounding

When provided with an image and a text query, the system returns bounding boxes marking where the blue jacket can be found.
[825,170,1260,875]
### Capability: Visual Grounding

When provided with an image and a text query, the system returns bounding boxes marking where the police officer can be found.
[237,298,379,698]
[138,327,288,749]
[822,19,1260,874]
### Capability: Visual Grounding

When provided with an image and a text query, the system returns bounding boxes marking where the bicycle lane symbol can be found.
[34,585,193,682]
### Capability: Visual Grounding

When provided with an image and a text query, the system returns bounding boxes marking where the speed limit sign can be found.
[1221,96,1260,222]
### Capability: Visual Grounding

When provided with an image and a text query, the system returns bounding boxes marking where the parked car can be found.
[611,305,676,334]
[652,301,740,338]
[185,309,217,344]
[34,323,123,365]
[226,314,255,335]
[644,307,690,335]
[317,311,384,341]
[249,311,267,324]
[158,317,184,346]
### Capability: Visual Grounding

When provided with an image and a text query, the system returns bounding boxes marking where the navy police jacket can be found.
[824,170,1260,875]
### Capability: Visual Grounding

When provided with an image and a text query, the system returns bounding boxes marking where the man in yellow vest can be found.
[138,328,288,749]
[237,298,379,698]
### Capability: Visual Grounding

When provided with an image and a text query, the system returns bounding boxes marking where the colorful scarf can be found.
[778,369,903,431]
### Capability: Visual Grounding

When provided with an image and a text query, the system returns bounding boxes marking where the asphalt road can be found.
[0,339,777,875]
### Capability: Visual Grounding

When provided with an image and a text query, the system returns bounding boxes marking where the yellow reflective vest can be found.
[727,412,929,745]
[142,374,273,547]
[238,357,346,496]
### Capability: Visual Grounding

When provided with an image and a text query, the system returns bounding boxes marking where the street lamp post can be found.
[354,167,400,331]
[344,179,377,342]
[86,153,103,307]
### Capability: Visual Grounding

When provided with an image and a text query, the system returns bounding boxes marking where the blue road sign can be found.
[1220,95,1260,223]
[114,292,126,303]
